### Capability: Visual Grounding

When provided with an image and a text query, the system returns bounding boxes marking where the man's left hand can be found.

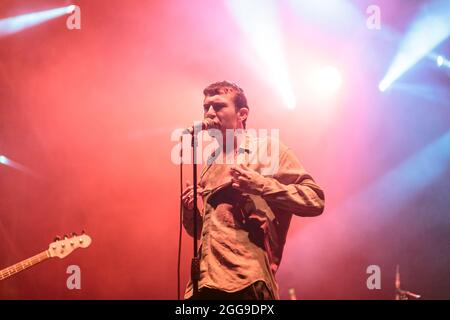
[230,163,267,195]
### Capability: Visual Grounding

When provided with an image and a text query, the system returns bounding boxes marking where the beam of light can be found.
[343,131,450,228]
[0,154,38,177]
[357,131,450,218]
[0,5,75,38]
[290,130,450,255]
[284,132,450,293]
[226,0,296,109]
[311,66,342,97]
[378,0,450,92]
[287,0,365,34]
[288,0,401,47]
[389,82,450,105]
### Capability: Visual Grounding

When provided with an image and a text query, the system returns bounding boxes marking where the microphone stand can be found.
[395,265,421,300]
[190,130,200,299]
[396,289,421,300]
[185,119,218,299]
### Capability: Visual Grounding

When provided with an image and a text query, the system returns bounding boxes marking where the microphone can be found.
[183,118,220,135]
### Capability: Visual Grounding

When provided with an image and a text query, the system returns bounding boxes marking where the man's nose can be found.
[205,105,215,118]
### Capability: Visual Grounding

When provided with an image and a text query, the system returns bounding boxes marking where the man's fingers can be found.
[182,181,204,210]
[240,164,253,176]
[182,192,194,210]
[182,186,193,196]
[182,192,191,201]
[182,187,203,203]
[183,181,204,194]
[239,163,252,172]
[239,163,251,171]
[238,176,248,183]
[230,166,251,179]
[230,169,240,179]
[230,166,244,175]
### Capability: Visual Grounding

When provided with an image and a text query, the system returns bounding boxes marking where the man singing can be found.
[182,81,325,300]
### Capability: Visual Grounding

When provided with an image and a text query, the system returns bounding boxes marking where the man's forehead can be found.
[203,94,231,105]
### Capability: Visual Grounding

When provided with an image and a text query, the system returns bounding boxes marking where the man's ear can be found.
[238,107,249,123]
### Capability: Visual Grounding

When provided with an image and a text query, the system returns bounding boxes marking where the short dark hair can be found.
[203,81,249,128]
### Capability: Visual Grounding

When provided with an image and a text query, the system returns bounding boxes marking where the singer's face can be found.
[203,93,243,132]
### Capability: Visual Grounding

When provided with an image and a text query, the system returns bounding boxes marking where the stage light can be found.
[436,55,444,67]
[0,5,76,38]
[227,0,296,109]
[378,80,389,92]
[379,0,450,92]
[430,54,450,69]
[0,154,38,177]
[0,155,9,165]
[66,5,76,13]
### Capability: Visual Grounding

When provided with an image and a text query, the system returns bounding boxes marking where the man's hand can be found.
[181,181,203,210]
[230,163,267,195]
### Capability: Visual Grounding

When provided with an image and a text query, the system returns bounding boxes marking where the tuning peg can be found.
[72,232,77,237]
[63,234,68,239]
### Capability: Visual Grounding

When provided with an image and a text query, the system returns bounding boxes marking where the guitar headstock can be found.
[48,231,92,259]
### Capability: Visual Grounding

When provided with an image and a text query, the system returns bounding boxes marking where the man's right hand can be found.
[181,181,202,210]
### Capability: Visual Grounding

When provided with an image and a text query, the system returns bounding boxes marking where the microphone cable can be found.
[177,135,183,300]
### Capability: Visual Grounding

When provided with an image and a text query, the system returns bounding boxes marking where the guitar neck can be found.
[0,250,50,281]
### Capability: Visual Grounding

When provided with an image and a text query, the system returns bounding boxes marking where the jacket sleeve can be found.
[260,148,325,217]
